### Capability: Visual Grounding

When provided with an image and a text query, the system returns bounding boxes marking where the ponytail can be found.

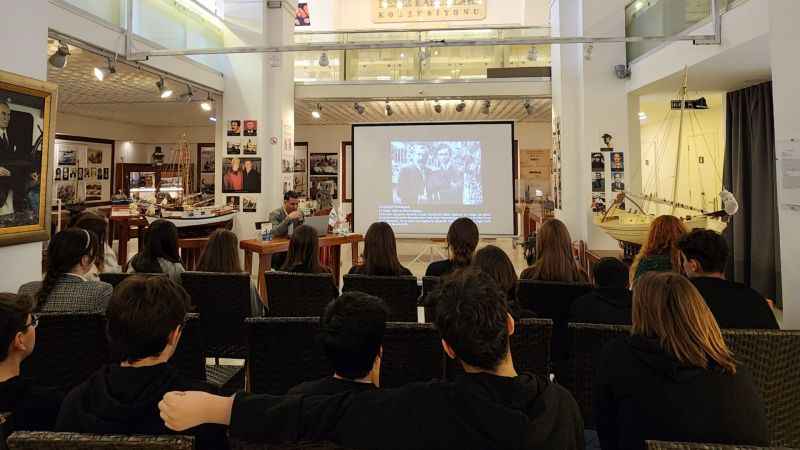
[37,228,97,309]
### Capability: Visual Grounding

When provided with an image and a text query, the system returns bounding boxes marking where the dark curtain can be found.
[723,82,781,306]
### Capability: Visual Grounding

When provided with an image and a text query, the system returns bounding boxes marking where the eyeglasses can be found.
[20,314,39,331]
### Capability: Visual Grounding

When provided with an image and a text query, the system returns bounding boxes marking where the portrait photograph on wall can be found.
[227,120,241,136]
[295,2,310,26]
[222,157,261,194]
[243,120,257,136]
[0,69,57,246]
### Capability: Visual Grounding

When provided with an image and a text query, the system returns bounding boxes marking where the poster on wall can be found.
[227,140,241,155]
[226,195,241,212]
[372,0,486,23]
[243,120,257,137]
[293,172,307,197]
[611,152,624,172]
[295,2,310,26]
[552,116,563,210]
[281,173,294,194]
[592,171,605,193]
[591,152,605,172]
[54,137,114,206]
[243,138,257,155]
[310,176,338,200]
[294,143,308,174]
[242,196,257,213]
[227,120,241,136]
[612,173,625,192]
[309,153,338,176]
[222,157,261,193]
[592,193,607,213]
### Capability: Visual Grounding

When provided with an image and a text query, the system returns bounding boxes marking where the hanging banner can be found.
[372,0,487,23]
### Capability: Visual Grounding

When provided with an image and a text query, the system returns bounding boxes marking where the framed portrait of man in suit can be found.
[0,69,57,247]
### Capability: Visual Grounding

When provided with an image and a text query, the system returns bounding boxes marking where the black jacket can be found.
[0,376,63,432]
[287,377,377,396]
[55,363,227,450]
[348,265,413,277]
[593,335,769,450]
[424,259,466,278]
[231,372,584,450]
[569,288,632,325]
[691,277,779,329]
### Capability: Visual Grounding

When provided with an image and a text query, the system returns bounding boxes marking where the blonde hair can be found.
[632,272,736,374]
[521,218,586,282]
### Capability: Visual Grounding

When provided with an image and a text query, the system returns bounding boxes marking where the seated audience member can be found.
[630,215,686,283]
[127,219,185,283]
[280,224,338,292]
[197,229,264,316]
[677,229,778,329]
[520,219,588,283]
[425,217,479,277]
[288,291,388,395]
[70,212,121,278]
[349,222,413,277]
[18,228,112,313]
[158,270,585,450]
[471,245,533,318]
[0,293,63,432]
[594,272,769,450]
[56,276,226,449]
[569,257,632,325]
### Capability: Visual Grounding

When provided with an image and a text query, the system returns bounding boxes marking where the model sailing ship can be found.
[595,68,738,253]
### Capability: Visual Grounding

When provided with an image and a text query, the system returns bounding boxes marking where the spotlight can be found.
[527,46,538,62]
[93,57,116,81]
[385,101,393,117]
[201,93,214,112]
[434,100,442,114]
[156,77,173,99]
[354,102,366,115]
[481,100,491,115]
[209,116,217,123]
[523,99,533,115]
[179,85,194,104]
[49,41,70,69]
[319,52,330,67]
[311,104,322,119]
[455,100,466,112]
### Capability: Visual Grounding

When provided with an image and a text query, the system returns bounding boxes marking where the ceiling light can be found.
[527,46,539,62]
[311,104,322,119]
[179,85,194,104]
[319,52,330,67]
[49,41,70,69]
[523,99,533,115]
[156,77,173,99]
[638,112,648,121]
[209,116,217,123]
[434,100,442,114]
[455,100,466,112]
[385,101,393,117]
[354,102,366,115]
[93,57,116,81]
[634,1,644,11]
[201,93,214,112]
[481,100,491,115]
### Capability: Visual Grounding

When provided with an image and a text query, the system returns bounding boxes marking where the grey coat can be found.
[18,275,112,313]
[268,207,303,237]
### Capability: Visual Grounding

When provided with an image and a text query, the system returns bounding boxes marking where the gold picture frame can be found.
[0,69,58,247]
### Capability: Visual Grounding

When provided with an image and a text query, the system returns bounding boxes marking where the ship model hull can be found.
[595,211,727,246]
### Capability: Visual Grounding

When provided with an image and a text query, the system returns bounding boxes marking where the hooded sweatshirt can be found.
[231,372,584,450]
[0,376,63,432]
[569,287,633,325]
[593,335,769,450]
[55,363,227,450]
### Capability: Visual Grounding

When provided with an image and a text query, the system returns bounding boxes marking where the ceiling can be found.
[294,98,551,125]
[46,40,217,127]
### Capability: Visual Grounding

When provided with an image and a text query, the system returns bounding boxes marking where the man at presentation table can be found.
[268,191,304,267]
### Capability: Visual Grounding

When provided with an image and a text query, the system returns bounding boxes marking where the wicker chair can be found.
[264,272,337,317]
[559,322,631,429]
[342,275,419,322]
[516,280,593,362]
[20,312,109,393]
[380,322,444,388]
[646,441,786,450]
[230,441,354,450]
[420,276,441,323]
[98,273,166,289]
[6,432,194,449]
[169,313,206,383]
[723,329,800,447]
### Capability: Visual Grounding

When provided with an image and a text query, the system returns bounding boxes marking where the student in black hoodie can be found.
[569,257,632,325]
[55,276,226,449]
[287,291,388,395]
[159,269,585,450]
[0,293,63,433]
[594,272,769,450]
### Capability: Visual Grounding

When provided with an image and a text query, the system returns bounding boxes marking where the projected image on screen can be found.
[391,141,482,206]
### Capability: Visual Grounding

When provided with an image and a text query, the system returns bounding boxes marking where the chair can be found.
[98,272,166,289]
[380,322,444,388]
[20,312,108,393]
[420,276,441,323]
[230,441,355,450]
[445,318,553,381]
[264,272,337,317]
[169,313,206,383]
[245,317,331,394]
[7,431,193,449]
[646,441,783,450]
[517,280,593,362]
[342,275,419,322]
[1,412,10,450]
[722,329,800,447]
[558,323,631,429]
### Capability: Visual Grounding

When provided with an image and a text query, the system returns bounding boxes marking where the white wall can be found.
[0,0,50,290]
[516,122,552,150]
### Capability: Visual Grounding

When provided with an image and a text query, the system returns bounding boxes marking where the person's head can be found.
[244,160,253,172]
[145,219,180,262]
[0,101,10,129]
[282,225,324,273]
[245,121,255,131]
[197,229,242,273]
[106,276,189,364]
[592,257,629,289]
[38,228,99,307]
[320,292,388,385]
[677,229,728,277]
[638,215,687,271]
[70,212,108,270]
[472,245,518,301]
[447,217,479,267]
[410,145,426,165]
[231,158,241,171]
[436,146,451,166]
[532,218,581,282]
[431,269,515,373]
[612,153,622,164]
[632,272,736,374]
[362,222,404,276]
[0,293,36,366]
[283,190,300,213]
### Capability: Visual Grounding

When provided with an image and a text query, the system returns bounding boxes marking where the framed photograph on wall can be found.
[222,157,261,194]
[0,69,58,247]
[309,152,338,176]
[197,143,215,195]
[55,135,115,206]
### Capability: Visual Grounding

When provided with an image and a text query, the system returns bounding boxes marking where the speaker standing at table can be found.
[268,191,304,268]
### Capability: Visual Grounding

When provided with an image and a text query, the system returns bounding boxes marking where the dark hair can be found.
[360,222,404,276]
[320,292,388,379]
[677,229,728,274]
[447,217,479,267]
[198,229,242,273]
[71,212,108,271]
[131,220,180,273]
[592,257,629,289]
[284,191,299,201]
[472,245,518,301]
[106,276,189,363]
[38,228,99,308]
[281,225,328,273]
[0,293,34,362]
[521,218,586,282]
[431,269,510,370]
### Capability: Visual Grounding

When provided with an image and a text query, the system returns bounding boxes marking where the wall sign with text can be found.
[372,0,487,23]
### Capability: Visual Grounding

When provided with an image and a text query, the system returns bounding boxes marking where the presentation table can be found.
[241,233,364,302]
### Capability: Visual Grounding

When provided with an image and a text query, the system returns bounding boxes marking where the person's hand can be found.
[159,391,224,431]
[288,210,302,220]
[0,166,9,177]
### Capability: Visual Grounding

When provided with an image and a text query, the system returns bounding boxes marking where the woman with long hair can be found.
[520,218,587,282]
[594,272,768,449]
[198,229,264,316]
[630,215,687,283]
[71,212,121,277]
[127,219,184,283]
[18,228,112,312]
[281,225,330,275]
[472,245,533,318]
[425,217,479,277]
[349,222,412,276]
